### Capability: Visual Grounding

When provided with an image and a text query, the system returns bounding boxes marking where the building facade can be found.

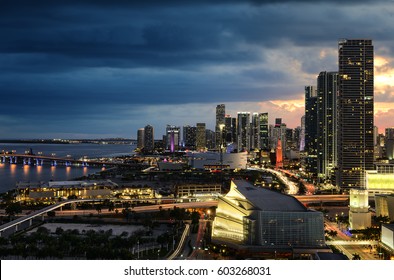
[237,112,251,152]
[337,39,374,188]
[144,125,154,153]
[305,86,318,175]
[196,123,206,151]
[317,71,338,181]
[215,104,226,149]
[211,180,326,256]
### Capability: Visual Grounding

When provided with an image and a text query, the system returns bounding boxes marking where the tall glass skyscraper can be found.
[305,86,318,175]
[259,113,269,150]
[237,112,251,152]
[317,71,338,181]
[215,104,226,149]
[337,39,374,188]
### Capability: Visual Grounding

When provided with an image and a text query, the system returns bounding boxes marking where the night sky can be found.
[1,0,394,139]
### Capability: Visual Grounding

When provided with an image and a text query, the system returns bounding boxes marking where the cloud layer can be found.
[1,0,394,138]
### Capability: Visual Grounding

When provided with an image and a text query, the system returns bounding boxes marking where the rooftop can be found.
[229,180,307,212]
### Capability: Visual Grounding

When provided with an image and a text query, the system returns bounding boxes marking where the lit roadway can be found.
[248,167,298,194]
[325,219,380,260]
[0,199,217,237]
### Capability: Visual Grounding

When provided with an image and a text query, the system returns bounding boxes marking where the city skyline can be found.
[1,1,394,139]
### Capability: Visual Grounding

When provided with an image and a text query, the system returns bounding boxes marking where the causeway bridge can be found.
[0,153,140,168]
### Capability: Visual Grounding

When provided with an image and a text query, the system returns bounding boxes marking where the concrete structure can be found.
[187,151,247,170]
[337,39,374,188]
[137,128,145,149]
[175,184,221,198]
[157,161,185,171]
[211,180,326,257]
[349,189,371,230]
[375,194,394,222]
[381,224,394,251]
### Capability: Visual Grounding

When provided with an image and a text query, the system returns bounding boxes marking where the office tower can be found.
[300,115,305,152]
[386,128,394,160]
[224,115,233,143]
[206,129,216,150]
[196,123,206,151]
[183,125,196,150]
[231,117,237,144]
[215,104,226,149]
[305,86,318,175]
[237,112,251,152]
[337,39,374,188]
[137,128,145,150]
[259,113,269,150]
[294,126,301,151]
[317,71,338,180]
[166,125,180,153]
[251,113,260,150]
[275,118,282,127]
[144,125,154,153]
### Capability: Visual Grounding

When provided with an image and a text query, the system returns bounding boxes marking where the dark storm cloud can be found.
[0,0,393,137]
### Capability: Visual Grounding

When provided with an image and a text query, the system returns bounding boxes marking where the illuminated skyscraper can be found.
[166,125,180,153]
[317,71,338,180]
[215,104,226,149]
[144,125,154,153]
[183,125,196,150]
[251,113,260,150]
[337,39,374,188]
[305,86,318,175]
[259,113,269,150]
[237,112,250,152]
[196,123,206,151]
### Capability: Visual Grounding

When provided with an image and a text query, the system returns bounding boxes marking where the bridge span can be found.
[0,153,140,167]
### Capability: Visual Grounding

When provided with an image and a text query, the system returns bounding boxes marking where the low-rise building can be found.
[16,180,117,201]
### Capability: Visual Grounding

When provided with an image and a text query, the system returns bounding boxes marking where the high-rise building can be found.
[183,125,196,150]
[166,125,180,153]
[144,125,154,153]
[137,128,145,150]
[259,113,269,150]
[224,115,234,143]
[251,113,260,150]
[337,39,374,188]
[196,123,206,151]
[300,115,306,152]
[317,71,338,181]
[215,104,226,149]
[237,112,251,152]
[385,128,394,160]
[206,129,216,150]
[305,86,318,175]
